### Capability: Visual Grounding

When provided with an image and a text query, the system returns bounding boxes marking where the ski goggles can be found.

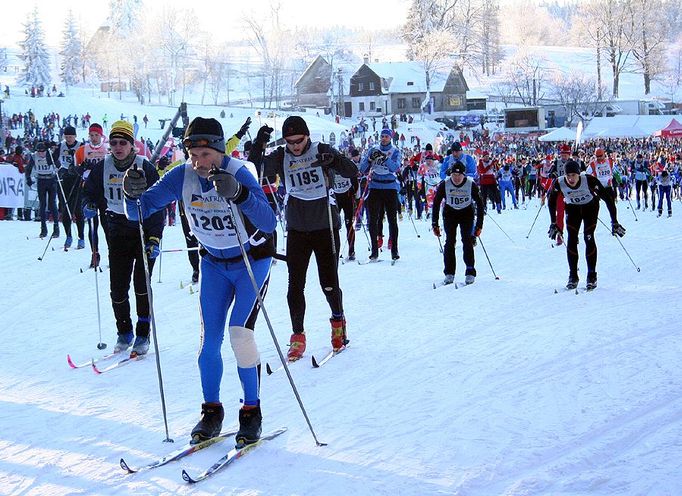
[182,135,225,151]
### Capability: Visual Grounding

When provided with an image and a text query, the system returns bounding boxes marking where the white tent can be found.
[582,115,675,139]
[538,127,579,142]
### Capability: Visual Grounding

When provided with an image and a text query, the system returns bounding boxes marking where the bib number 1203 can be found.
[190,213,235,231]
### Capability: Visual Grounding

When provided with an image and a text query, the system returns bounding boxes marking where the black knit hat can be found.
[64,126,77,136]
[183,117,225,153]
[449,160,466,174]
[565,160,581,175]
[451,142,463,152]
[282,116,309,138]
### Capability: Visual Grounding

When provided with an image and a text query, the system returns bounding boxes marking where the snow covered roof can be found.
[366,62,449,94]
[538,127,579,142]
[583,115,677,138]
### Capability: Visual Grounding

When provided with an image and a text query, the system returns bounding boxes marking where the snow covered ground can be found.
[1,192,681,494]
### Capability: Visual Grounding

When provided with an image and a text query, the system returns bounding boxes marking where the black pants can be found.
[367,188,399,258]
[286,228,342,332]
[336,192,356,257]
[565,203,599,278]
[37,177,58,232]
[57,174,84,240]
[635,179,648,207]
[107,235,156,336]
[178,200,199,273]
[480,183,500,211]
[443,207,476,277]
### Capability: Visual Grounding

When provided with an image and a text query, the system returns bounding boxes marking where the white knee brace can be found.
[229,326,260,368]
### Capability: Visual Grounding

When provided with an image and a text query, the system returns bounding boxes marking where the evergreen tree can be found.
[18,7,52,89]
[59,10,84,88]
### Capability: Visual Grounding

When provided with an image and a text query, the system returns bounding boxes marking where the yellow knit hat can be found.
[109,120,135,144]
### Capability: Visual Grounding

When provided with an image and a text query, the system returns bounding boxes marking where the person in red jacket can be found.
[476,150,501,213]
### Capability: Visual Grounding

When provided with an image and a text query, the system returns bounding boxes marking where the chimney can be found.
[363,53,369,64]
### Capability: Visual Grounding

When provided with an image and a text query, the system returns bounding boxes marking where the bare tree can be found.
[625,0,667,95]
[504,53,549,106]
[551,72,604,126]
[156,7,199,106]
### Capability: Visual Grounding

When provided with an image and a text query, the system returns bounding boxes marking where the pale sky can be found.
[4,0,411,48]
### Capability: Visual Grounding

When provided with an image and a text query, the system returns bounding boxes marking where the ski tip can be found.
[181,469,196,484]
[432,283,436,290]
[91,359,102,375]
[266,363,274,375]
[311,355,320,368]
[554,289,558,294]
[119,458,135,473]
[66,354,77,369]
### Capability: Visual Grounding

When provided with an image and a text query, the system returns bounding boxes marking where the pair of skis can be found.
[266,345,348,375]
[120,427,287,483]
[67,350,153,374]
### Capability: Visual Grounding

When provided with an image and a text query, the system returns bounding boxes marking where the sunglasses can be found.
[182,136,223,149]
[109,139,130,147]
[285,136,306,146]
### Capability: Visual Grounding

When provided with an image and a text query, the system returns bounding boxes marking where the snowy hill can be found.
[1,194,681,494]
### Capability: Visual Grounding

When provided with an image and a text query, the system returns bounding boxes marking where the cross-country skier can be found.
[123,117,276,447]
[431,160,485,285]
[25,142,59,238]
[547,160,626,290]
[249,116,358,361]
[81,121,164,357]
[54,126,84,249]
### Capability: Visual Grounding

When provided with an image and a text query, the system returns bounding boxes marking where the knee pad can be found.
[229,326,260,368]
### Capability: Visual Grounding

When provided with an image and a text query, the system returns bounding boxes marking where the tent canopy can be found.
[538,127,578,142]
[654,118,682,137]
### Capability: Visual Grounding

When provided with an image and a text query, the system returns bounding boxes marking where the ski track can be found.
[1,165,682,494]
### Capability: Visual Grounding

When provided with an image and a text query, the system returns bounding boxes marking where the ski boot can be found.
[330,317,348,351]
[287,332,306,361]
[76,238,85,249]
[191,402,224,444]
[236,405,262,448]
[64,236,73,249]
[114,331,134,353]
[586,272,597,291]
[130,335,150,357]
[51,224,60,239]
[443,274,455,285]
[89,252,100,269]
[465,275,476,285]
[566,274,579,290]
[347,252,356,262]
[191,269,199,284]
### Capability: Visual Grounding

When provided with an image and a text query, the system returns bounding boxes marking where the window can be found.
[358,82,364,92]
[369,81,375,91]
[370,101,375,111]
[412,97,421,108]
[397,98,406,109]
[359,102,365,112]
[448,95,463,107]
[407,82,414,86]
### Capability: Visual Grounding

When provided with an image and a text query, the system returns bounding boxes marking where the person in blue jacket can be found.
[440,142,477,179]
[359,128,401,261]
[122,117,276,448]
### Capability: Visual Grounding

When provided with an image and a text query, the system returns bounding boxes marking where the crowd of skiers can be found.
[5,108,681,450]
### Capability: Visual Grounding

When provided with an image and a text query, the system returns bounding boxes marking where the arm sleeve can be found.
[472,183,484,229]
[547,180,560,224]
[125,163,183,222]
[431,182,445,225]
[234,165,277,234]
[225,134,241,155]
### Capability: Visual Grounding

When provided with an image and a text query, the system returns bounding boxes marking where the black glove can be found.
[432,224,441,237]
[369,149,384,163]
[57,168,66,180]
[611,221,626,237]
[208,167,242,201]
[315,152,335,168]
[548,223,561,240]
[236,117,252,139]
[254,125,273,148]
[123,168,147,199]
[26,177,34,188]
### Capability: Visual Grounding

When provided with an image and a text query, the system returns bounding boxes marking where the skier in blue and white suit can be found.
[123,117,276,446]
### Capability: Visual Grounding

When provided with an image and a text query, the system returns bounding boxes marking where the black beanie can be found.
[282,116,309,138]
[64,126,77,136]
[449,160,466,174]
[565,160,581,175]
[425,143,433,152]
[184,117,225,153]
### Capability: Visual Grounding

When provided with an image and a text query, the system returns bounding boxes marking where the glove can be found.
[369,149,385,163]
[547,223,561,240]
[83,203,97,220]
[123,168,147,199]
[474,227,482,237]
[315,152,335,168]
[208,167,242,201]
[254,125,273,148]
[432,225,441,237]
[57,168,66,180]
[26,177,34,188]
[611,221,626,237]
[236,117,252,139]
[145,236,161,259]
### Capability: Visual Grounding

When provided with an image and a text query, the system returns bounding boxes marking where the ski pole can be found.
[157,238,163,283]
[87,216,107,350]
[486,212,515,244]
[625,194,638,221]
[597,217,640,272]
[526,202,544,238]
[134,183,173,443]
[37,228,56,261]
[407,209,421,238]
[226,198,326,447]
[478,236,500,280]
[432,226,443,253]
[161,246,201,253]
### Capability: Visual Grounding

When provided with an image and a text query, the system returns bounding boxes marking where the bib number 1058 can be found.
[190,213,235,231]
